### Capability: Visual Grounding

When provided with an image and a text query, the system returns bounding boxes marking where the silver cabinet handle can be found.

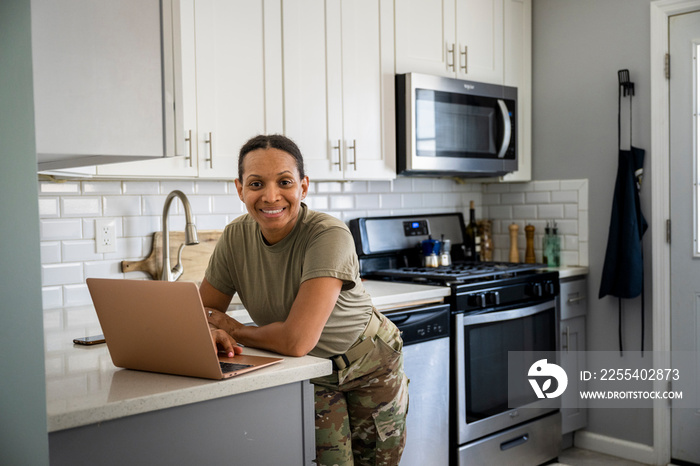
[496,99,511,159]
[567,295,586,304]
[460,45,468,72]
[447,43,456,71]
[184,129,193,167]
[204,132,213,169]
[348,139,357,170]
[562,326,570,352]
[332,139,341,171]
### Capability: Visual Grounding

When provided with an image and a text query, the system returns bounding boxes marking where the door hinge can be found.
[667,219,671,244]
[665,53,671,80]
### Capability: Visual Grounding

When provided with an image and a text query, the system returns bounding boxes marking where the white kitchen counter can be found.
[542,265,589,279]
[46,280,449,433]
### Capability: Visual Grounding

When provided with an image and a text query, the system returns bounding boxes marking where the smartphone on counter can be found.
[73,334,106,345]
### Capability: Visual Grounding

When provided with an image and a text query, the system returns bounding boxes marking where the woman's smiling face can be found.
[235,147,309,245]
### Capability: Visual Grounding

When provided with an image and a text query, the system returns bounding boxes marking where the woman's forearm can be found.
[232,321,316,357]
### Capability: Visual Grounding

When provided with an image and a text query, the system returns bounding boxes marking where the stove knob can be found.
[487,291,501,306]
[545,281,556,296]
[468,293,487,307]
[530,283,543,297]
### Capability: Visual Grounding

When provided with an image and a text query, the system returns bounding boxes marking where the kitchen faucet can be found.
[161,190,199,281]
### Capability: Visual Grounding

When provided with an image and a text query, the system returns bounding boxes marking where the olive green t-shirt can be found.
[204,203,373,358]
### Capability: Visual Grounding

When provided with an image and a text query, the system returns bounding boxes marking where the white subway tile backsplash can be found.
[525,191,550,204]
[38,178,589,320]
[103,195,141,217]
[161,181,196,194]
[62,240,102,262]
[41,242,61,263]
[82,181,122,195]
[122,181,160,195]
[40,181,80,194]
[42,263,83,286]
[330,195,354,210]
[39,197,59,217]
[537,204,564,219]
[61,197,101,217]
[40,218,82,241]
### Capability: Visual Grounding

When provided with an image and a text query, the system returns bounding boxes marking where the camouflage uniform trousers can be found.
[312,312,409,466]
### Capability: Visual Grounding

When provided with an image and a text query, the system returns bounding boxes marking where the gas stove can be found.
[368,261,545,285]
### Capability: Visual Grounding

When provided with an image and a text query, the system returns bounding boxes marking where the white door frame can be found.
[650,1,700,464]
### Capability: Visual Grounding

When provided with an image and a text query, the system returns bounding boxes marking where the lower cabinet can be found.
[558,276,588,434]
[48,380,316,465]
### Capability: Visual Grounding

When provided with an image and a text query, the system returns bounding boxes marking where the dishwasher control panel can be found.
[385,303,450,346]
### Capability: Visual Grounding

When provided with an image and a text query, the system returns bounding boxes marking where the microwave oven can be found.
[396,72,517,177]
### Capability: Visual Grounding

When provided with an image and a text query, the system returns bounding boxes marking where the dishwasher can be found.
[385,302,451,466]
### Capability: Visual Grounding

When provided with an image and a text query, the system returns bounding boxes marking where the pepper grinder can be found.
[524,224,536,264]
[509,223,520,263]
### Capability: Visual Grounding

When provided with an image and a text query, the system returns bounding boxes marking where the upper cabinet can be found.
[501,0,532,182]
[97,0,283,179]
[282,0,396,181]
[395,0,504,85]
[32,0,181,171]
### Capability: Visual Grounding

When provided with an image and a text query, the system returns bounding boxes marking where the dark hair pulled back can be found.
[238,134,306,182]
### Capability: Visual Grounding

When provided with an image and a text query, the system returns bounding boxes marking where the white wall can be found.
[532,0,653,446]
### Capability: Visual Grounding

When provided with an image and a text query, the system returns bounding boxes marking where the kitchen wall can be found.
[37,176,587,327]
[532,0,653,448]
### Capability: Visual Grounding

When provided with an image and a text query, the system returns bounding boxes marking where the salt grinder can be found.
[509,223,520,263]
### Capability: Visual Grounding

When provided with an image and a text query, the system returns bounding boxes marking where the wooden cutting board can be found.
[121,230,223,282]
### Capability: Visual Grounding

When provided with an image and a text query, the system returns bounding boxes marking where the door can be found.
[669,10,700,464]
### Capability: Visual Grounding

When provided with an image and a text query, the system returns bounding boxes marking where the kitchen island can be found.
[46,280,450,465]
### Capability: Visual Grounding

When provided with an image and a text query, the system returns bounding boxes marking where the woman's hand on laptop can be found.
[211,329,243,358]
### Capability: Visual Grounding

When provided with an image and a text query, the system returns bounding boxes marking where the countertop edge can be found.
[47,351,331,432]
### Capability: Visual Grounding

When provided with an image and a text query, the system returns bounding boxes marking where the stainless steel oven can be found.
[349,212,562,466]
[455,297,561,465]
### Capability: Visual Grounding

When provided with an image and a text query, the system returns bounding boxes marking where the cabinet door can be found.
[455,0,504,84]
[97,0,198,178]
[284,0,395,181]
[501,0,531,182]
[32,0,176,170]
[195,0,279,179]
[340,0,396,180]
[283,0,342,180]
[559,315,587,434]
[395,0,456,77]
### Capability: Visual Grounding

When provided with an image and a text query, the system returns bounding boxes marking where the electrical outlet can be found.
[95,218,117,253]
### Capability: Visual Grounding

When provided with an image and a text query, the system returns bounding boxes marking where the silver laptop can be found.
[86,278,281,380]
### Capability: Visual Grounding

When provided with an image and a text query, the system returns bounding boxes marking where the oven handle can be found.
[461,300,554,326]
[496,99,512,159]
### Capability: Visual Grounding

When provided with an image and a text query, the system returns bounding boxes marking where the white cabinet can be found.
[97,0,283,180]
[501,0,532,182]
[395,0,504,85]
[282,0,396,181]
[32,0,180,171]
[558,276,588,434]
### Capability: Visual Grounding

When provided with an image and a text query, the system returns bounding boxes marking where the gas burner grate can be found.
[369,261,546,284]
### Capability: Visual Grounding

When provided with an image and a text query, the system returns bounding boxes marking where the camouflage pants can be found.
[312,313,409,466]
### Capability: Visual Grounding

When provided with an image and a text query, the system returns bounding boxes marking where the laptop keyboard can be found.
[220,361,254,373]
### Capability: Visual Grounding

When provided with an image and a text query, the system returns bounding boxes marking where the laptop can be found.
[86,278,282,380]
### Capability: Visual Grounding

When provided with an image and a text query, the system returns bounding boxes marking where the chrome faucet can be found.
[161,190,199,281]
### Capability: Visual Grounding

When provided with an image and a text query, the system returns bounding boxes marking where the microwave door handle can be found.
[496,99,511,159]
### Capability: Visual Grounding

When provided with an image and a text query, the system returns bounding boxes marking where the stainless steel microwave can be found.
[396,72,517,177]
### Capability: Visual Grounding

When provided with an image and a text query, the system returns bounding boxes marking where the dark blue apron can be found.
[598,71,647,354]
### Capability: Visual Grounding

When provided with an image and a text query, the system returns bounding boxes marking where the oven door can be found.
[455,300,558,444]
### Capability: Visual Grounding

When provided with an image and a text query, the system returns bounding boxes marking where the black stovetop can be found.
[367,261,546,285]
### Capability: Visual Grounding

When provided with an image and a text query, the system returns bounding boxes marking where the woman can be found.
[201,134,408,465]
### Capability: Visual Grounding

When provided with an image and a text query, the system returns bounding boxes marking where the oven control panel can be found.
[452,272,560,313]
